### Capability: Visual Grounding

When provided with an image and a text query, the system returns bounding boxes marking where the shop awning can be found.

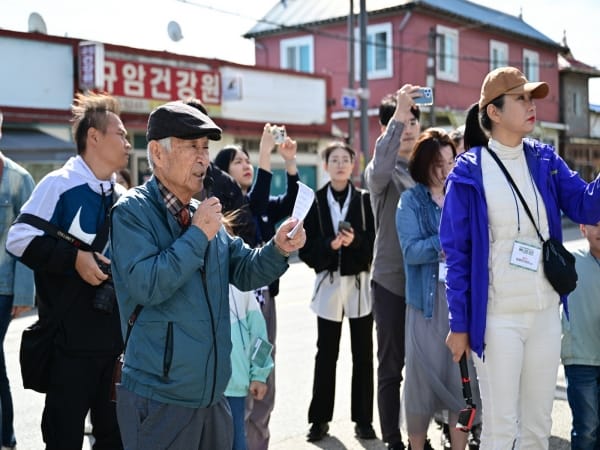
[0,128,76,163]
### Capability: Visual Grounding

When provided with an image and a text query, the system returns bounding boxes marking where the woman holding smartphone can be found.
[299,142,376,443]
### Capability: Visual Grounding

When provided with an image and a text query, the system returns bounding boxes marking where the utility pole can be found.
[347,0,355,147]
[359,0,368,180]
[427,26,437,127]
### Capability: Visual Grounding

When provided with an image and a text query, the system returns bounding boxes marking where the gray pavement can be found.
[7,225,585,449]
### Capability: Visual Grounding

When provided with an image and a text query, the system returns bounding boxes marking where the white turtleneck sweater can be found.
[481,139,558,314]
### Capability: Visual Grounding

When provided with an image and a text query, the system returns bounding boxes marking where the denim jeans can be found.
[565,364,600,450]
[227,396,247,450]
[0,295,16,447]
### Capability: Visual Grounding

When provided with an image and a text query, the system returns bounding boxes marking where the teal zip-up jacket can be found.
[110,176,288,408]
[224,285,273,397]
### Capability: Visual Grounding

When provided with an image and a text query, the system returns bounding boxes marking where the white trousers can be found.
[473,305,561,450]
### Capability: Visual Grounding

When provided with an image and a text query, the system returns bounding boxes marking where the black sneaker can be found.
[408,438,435,450]
[306,422,329,442]
[387,442,406,450]
[441,423,452,449]
[354,422,377,439]
[469,423,481,450]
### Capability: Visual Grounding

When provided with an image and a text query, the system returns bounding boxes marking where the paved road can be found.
[7,226,585,449]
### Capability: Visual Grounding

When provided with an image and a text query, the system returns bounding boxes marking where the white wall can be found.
[219,66,327,126]
[0,37,74,110]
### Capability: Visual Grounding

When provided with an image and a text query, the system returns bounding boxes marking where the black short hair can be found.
[378,93,420,126]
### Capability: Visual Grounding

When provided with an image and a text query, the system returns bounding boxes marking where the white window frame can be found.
[523,49,539,81]
[280,35,314,73]
[436,25,459,82]
[489,40,508,71]
[354,22,393,80]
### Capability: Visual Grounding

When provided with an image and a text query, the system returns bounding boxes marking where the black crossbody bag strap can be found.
[486,147,545,244]
[124,304,144,348]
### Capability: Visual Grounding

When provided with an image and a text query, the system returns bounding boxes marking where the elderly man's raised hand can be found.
[273,217,306,255]
[192,196,223,240]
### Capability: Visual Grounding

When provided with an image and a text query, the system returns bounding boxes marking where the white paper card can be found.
[510,240,541,271]
[438,261,448,283]
[287,181,315,238]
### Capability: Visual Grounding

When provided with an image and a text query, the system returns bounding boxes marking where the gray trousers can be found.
[245,291,277,450]
[116,385,233,450]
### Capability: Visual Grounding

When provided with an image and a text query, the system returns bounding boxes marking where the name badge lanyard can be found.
[488,148,542,240]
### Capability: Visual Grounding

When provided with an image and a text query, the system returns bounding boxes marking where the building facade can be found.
[0,29,333,190]
[245,0,590,176]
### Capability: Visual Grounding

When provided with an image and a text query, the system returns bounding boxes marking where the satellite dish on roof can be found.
[28,12,47,34]
[167,21,183,42]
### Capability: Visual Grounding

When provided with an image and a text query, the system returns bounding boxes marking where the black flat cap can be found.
[146,101,222,142]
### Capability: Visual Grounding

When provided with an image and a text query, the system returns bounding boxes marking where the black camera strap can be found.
[14,192,116,325]
[14,213,94,251]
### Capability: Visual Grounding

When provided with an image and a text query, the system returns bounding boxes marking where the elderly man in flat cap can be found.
[110,101,306,449]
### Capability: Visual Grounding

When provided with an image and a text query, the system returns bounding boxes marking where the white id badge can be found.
[438,262,448,283]
[510,241,541,271]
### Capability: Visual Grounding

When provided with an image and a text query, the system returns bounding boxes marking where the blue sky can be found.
[1,0,599,104]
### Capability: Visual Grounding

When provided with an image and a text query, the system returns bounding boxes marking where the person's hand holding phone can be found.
[338,220,354,247]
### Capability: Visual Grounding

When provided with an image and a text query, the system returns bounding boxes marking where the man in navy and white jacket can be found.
[7,93,131,449]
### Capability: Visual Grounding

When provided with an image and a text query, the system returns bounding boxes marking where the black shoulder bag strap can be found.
[486,147,545,244]
[124,304,144,347]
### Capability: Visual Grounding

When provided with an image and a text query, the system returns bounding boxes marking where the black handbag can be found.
[486,148,577,295]
[19,319,59,393]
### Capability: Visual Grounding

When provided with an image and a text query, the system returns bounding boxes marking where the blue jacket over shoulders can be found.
[0,155,35,306]
[440,140,600,358]
[396,183,443,318]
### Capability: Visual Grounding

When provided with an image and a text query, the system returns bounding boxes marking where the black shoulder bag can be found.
[487,148,577,296]
[15,209,112,393]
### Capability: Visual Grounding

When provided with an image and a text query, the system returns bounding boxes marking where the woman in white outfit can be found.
[299,142,376,443]
[441,66,600,449]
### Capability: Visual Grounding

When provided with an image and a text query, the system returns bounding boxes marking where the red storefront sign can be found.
[103,58,221,109]
[77,42,222,113]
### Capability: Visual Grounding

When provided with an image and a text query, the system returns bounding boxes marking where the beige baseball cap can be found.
[478,66,549,110]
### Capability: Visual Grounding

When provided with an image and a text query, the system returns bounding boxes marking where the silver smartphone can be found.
[414,87,434,106]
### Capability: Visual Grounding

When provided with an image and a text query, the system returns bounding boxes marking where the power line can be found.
[177,0,559,69]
